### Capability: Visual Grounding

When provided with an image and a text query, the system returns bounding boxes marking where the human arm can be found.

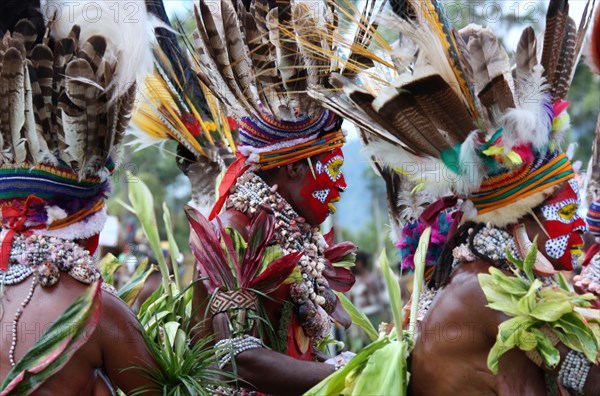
[212,313,334,396]
[99,290,160,394]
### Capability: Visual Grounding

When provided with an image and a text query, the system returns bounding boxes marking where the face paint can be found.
[299,148,346,225]
[540,179,586,270]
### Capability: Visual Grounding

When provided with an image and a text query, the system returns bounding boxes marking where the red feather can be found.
[209,154,249,220]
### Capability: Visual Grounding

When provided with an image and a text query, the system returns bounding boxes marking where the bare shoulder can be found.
[430,261,506,333]
[97,289,145,349]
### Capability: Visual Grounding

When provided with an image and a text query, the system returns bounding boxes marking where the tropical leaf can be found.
[250,252,303,294]
[323,261,355,292]
[305,337,390,396]
[185,206,235,291]
[0,281,102,395]
[126,172,171,298]
[324,241,358,264]
[119,262,157,307]
[334,291,378,342]
[98,253,122,286]
[162,202,182,289]
[352,340,409,396]
[409,227,431,338]
[380,249,403,338]
[241,209,275,286]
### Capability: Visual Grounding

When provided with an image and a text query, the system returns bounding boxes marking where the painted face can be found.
[299,148,347,225]
[540,179,586,270]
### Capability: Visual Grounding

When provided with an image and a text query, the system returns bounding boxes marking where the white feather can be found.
[500,65,551,150]
[42,0,154,99]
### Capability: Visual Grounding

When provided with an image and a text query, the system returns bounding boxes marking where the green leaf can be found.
[488,267,529,295]
[478,274,522,317]
[225,227,248,267]
[529,299,573,322]
[487,316,535,374]
[1,282,102,394]
[164,322,181,349]
[127,172,171,299]
[352,341,409,396]
[530,328,561,369]
[98,253,122,286]
[516,279,542,314]
[259,245,283,274]
[523,236,538,281]
[516,328,538,351]
[409,227,431,339]
[380,249,403,339]
[556,272,571,291]
[305,338,389,396]
[553,312,599,362]
[334,292,378,342]
[505,247,524,270]
[163,202,182,290]
[119,263,157,307]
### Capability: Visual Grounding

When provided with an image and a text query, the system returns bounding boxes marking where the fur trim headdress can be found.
[0,0,153,268]
[308,0,596,228]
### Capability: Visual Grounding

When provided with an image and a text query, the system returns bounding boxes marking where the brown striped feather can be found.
[30,44,55,149]
[220,0,261,115]
[2,48,26,163]
[541,0,569,89]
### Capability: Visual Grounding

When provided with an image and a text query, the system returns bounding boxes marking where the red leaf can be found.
[185,206,235,290]
[323,227,335,246]
[250,252,303,294]
[330,296,352,329]
[323,262,355,292]
[324,241,357,263]
[241,208,275,287]
[215,217,242,283]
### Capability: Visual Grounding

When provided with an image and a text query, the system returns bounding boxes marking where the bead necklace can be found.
[227,173,334,339]
[452,225,521,269]
[1,233,101,367]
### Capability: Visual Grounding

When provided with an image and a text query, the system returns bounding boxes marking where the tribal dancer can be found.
[0,1,159,394]
[305,0,600,394]
[180,0,388,393]
[575,6,600,306]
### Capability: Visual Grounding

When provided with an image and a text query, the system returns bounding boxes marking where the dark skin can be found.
[409,211,600,395]
[192,155,339,395]
[0,274,159,395]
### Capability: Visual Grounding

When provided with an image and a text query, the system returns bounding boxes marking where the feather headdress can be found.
[132,0,239,216]
[0,0,153,254]
[189,0,382,218]
[308,0,595,228]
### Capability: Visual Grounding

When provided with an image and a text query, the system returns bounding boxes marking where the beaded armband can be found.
[216,335,264,369]
[558,350,592,395]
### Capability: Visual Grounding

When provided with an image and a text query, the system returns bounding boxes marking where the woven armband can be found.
[525,325,560,368]
[210,290,259,336]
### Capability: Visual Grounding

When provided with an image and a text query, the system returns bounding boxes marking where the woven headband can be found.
[471,153,574,215]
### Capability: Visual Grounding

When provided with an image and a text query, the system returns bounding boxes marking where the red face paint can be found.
[298,148,346,225]
[541,179,586,270]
